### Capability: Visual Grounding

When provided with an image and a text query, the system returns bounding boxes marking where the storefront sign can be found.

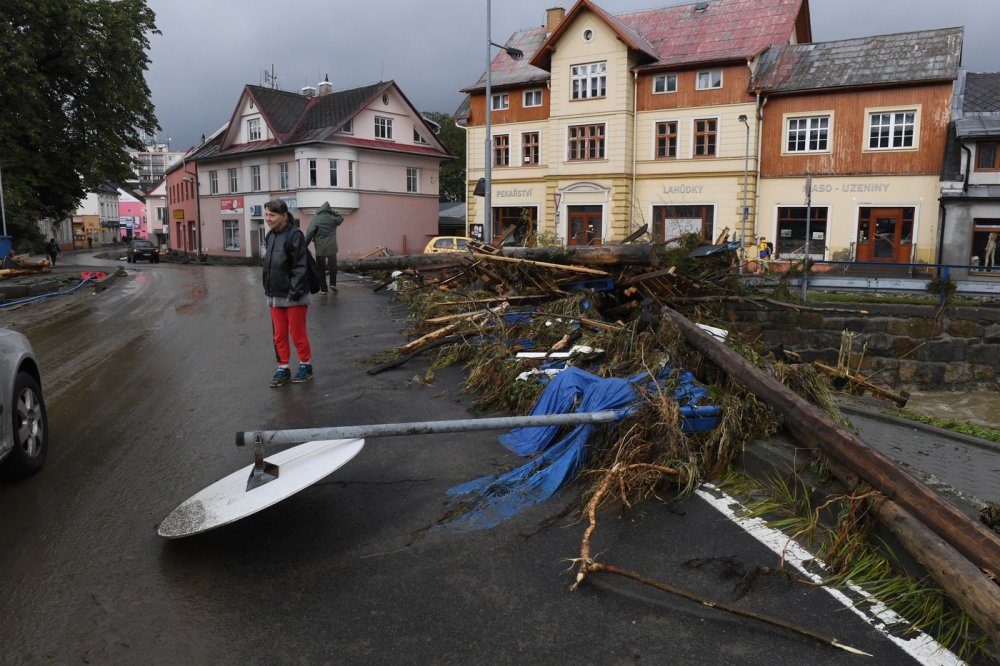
[807,182,890,193]
[496,188,533,199]
[662,185,704,195]
[173,209,184,220]
[220,197,244,214]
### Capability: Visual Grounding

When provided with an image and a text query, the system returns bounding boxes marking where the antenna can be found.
[379,62,384,82]
[263,64,281,90]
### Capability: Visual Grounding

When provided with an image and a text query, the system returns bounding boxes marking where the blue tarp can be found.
[442,366,719,531]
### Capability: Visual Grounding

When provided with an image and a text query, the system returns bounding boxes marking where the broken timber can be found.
[338,243,664,273]
[662,305,1000,645]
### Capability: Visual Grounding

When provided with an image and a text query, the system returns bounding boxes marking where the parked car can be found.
[423,236,470,254]
[0,329,47,479]
[127,239,159,263]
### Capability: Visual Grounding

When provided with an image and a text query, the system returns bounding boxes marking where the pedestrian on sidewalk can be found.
[46,238,60,266]
[262,199,313,387]
[304,201,343,293]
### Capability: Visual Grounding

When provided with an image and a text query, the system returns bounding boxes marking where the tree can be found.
[0,0,159,249]
[423,111,466,203]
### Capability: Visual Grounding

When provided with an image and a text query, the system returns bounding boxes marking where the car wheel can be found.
[2,372,47,479]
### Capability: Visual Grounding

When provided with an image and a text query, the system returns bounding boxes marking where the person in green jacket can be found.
[304,201,344,293]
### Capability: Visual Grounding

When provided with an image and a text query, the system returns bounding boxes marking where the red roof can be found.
[525,0,808,74]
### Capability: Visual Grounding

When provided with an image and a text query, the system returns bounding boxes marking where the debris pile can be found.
[351,237,1000,655]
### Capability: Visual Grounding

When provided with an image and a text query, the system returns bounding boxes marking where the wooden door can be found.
[856,208,903,263]
[567,206,603,246]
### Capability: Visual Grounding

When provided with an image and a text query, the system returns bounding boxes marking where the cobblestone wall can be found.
[723,301,1000,391]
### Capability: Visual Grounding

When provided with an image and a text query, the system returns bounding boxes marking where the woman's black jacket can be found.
[263,225,308,300]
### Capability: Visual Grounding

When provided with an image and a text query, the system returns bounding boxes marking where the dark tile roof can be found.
[197,81,451,161]
[464,0,805,91]
[963,73,1000,113]
[752,27,963,93]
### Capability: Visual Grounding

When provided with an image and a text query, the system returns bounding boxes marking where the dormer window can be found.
[340,119,353,134]
[247,117,261,141]
[375,116,393,140]
[491,93,509,111]
[653,74,677,94]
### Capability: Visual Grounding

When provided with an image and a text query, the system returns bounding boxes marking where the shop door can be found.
[567,205,603,246]
[856,208,904,263]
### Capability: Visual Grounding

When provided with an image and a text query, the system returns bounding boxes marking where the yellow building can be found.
[458,0,810,252]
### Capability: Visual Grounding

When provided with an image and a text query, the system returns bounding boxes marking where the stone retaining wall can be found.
[723,301,1000,390]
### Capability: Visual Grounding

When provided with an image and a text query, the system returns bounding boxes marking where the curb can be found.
[837,401,1000,455]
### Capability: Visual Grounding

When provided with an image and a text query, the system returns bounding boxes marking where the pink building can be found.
[178,78,453,259]
[118,188,147,240]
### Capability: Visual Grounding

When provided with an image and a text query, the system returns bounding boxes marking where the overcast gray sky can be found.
[145,0,999,151]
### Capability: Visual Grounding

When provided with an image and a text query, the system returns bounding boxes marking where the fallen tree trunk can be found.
[662,306,1000,644]
[339,243,663,273]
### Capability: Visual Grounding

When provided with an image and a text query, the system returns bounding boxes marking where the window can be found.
[279,163,289,190]
[491,93,509,111]
[787,116,830,152]
[523,89,543,107]
[777,206,829,257]
[308,159,317,187]
[493,134,510,167]
[653,74,677,94]
[696,69,723,90]
[223,220,239,251]
[251,165,261,191]
[413,128,428,144]
[693,118,717,156]
[227,168,238,193]
[375,116,393,140]
[868,110,916,149]
[329,159,338,186]
[209,171,218,195]
[156,206,165,222]
[247,117,261,141]
[655,121,678,159]
[340,119,353,134]
[971,218,1000,270]
[652,205,714,242]
[568,124,605,160]
[571,61,607,100]
[522,131,539,165]
[975,141,1000,171]
[348,161,356,188]
[406,167,419,193]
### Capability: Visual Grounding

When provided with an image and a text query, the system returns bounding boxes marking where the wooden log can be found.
[660,306,1000,577]
[470,253,611,276]
[338,243,662,273]
[813,361,909,407]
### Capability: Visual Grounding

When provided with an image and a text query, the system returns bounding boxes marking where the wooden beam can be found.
[471,253,610,276]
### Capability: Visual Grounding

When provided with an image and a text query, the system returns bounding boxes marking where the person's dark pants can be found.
[47,252,57,266]
[317,254,337,290]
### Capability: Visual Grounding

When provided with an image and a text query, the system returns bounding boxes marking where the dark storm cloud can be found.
[145,0,999,151]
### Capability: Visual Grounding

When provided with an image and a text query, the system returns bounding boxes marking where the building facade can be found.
[459,0,809,251]
[177,78,453,260]
[940,71,1000,279]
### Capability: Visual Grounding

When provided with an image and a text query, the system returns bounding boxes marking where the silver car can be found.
[0,329,47,478]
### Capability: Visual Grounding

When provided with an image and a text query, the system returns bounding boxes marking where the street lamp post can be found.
[738,114,750,273]
[484,0,522,245]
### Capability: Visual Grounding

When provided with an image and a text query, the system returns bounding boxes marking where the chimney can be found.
[318,74,333,96]
[301,86,317,97]
[546,7,565,34]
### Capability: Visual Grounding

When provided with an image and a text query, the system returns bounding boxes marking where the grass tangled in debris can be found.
[888,410,1000,444]
[719,469,993,662]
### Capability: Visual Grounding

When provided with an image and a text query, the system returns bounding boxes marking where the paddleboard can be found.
[158,438,364,539]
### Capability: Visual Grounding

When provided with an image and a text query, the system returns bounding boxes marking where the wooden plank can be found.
[621,224,649,244]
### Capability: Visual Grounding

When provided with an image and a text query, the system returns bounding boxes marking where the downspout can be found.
[630,70,638,233]
[753,91,765,250]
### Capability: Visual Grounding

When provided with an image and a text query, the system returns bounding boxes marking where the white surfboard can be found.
[158,438,365,539]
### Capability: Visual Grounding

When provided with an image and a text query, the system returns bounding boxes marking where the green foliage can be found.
[0,0,159,247]
[422,111,466,203]
[889,410,1000,444]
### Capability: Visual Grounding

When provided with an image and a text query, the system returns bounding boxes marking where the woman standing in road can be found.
[262,199,313,387]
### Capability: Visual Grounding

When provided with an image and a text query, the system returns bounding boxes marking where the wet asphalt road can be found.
[0,254,930,665]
